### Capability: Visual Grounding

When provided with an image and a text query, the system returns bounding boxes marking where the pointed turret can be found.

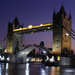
[59,4,66,14]
[13,17,20,27]
[53,8,56,20]
[69,11,72,18]
[22,22,24,27]
[8,19,10,25]
[53,8,55,15]
[69,11,72,22]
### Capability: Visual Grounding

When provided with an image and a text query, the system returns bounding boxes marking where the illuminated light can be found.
[49,56,55,62]
[7,57,10,61]
[43,51,46,53]
[5,63,8,69]
[48,27,50,29]
[27,58,29,62]
[65,69,74,72]
[28,25,32,29]
[41,68,46,75]
[31,58,35,61]
[31,32,33,33]
[1,56,5,60]
[66,33,69,35]
[44,30,46,31]
[20,28,22,30]
[25,63,29,75]
[40,24,43,26]
[4,50,7,53]
[46,66,49,68]
[45,56,49,61]
[0,55,1,58]
[57,56,60,61]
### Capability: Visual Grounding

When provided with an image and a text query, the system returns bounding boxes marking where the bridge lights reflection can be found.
[25,63,29,75]
[41,68,46,75]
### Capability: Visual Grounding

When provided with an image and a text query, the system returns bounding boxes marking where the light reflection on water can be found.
[25,63,29,75]
[0,63,75,75]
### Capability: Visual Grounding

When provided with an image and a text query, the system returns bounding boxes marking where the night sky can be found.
[0,0,75,53]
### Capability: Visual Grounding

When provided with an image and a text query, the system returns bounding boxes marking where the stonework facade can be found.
[7,17,23,54]
[53,5,72,54]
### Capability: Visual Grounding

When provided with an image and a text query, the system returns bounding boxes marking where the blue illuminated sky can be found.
[0,0,75,52]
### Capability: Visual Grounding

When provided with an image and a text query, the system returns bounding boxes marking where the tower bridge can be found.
[1,5,74,55]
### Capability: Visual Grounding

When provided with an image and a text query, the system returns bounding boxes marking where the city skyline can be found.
[0,0,75,53]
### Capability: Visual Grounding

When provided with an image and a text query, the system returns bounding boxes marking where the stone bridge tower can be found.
[53,5,72,54]
[7,17,23,54]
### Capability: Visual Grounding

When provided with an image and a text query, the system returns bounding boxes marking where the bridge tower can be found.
[7,17,23,54]
[53,5,72,54]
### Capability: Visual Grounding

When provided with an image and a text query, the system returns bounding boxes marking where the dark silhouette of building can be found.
[40,40,44,46]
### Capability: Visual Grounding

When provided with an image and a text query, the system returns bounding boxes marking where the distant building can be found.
[40,40,44,46]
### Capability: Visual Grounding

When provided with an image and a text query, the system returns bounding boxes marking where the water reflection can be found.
[0,63,9,75]
[25,63,29,75]
[0,63,75,75]
[41,68,46,75]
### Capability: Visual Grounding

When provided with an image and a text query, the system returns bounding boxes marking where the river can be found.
[0,62,75,75]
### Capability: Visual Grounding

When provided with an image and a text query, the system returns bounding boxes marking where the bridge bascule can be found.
[0,5,75,56]
[16,44,48,57]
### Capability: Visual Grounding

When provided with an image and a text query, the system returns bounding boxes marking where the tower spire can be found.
[53,8,55,15]
[69,11,72,18]
[59,4,65,14]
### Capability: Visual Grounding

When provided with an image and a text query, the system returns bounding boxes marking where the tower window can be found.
[57,40,60,42]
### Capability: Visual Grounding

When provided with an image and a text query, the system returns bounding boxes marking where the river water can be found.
[0,62,75,75]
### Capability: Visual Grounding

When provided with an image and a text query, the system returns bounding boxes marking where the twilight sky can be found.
[0,0,75,52]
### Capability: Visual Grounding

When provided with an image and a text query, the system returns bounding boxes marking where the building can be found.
[7,17,23,54]
[53,5,72,54]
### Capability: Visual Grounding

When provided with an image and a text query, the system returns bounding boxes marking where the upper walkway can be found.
[13,23,53,34]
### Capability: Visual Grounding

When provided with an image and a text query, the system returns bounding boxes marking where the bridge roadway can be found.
[13,23,53,34]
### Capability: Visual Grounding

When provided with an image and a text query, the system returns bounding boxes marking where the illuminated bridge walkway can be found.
[13,23,53,34]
